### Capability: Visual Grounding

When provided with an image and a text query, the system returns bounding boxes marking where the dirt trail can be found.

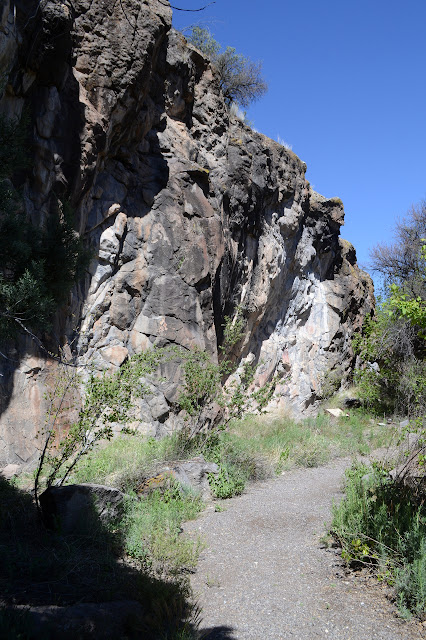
[184,459,425,640]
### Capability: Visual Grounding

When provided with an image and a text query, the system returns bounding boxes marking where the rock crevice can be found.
[0,0,373,465]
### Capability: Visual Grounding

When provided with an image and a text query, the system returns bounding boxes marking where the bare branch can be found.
[157,0,215,11]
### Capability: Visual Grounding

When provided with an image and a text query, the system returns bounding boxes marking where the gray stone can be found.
[139,456,219,498]
[169,456,219,497]
[0,0,374,462]
[0,463,20,479]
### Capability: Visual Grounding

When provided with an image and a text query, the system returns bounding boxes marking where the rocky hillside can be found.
[0,0,373,466]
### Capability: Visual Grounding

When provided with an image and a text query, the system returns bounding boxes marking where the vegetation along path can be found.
[184,458,425,640]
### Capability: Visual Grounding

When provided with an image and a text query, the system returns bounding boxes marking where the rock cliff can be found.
[0,0,374,465]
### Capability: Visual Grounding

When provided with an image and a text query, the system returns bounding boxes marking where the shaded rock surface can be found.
[6,600,145,640]
[40,483,125,533]
[0,0,373,464]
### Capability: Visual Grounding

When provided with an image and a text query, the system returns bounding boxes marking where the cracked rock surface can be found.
[1,0,373,464]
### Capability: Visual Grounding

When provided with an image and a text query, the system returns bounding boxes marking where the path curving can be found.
[184,459,425,640]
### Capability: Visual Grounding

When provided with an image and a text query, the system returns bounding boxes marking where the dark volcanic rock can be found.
[0,0,374,464]
[40,483,125,533]
[7,601,145,640]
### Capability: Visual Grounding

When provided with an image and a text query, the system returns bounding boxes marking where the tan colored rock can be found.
[326,408,348,418]
[100,346,128,368]
[1,464,20,480]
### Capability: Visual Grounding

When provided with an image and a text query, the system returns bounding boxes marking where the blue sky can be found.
[172,0,426,280]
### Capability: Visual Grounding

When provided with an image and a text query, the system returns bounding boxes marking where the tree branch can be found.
[157,0,215,11]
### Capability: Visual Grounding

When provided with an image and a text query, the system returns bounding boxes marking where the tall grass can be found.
[71,408,393,504]
[225,409,392,472]
[123,484,204,575]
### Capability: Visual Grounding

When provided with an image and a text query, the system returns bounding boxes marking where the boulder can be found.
[0,463,20,480]
[40,484,125,534]
[341,397,362,409]
[137,455,219,498]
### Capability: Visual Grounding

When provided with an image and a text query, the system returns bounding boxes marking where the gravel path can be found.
[184,459,425,640]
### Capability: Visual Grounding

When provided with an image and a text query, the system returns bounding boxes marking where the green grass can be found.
[122,483,204,575]
[330,463,426,619]
[71,432,186,488]
[224,408,393,473]
[69,407,393,507]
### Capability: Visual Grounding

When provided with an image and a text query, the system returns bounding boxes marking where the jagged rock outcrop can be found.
[0,0,374,465]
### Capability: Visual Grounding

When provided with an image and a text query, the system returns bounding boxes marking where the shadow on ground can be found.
[0,477,197,639]
[201,626,237,639]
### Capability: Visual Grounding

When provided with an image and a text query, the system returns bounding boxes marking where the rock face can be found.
[0,0,374,465]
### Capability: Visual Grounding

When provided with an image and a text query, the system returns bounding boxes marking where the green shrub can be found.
[354,203,426,418]
[122,483,203,575]
[187,27,267,108]
[353,305,426,418]
[331,462,426,618]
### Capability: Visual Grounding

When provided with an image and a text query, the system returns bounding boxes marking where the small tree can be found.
[215,47,267,108]
[354,203,426,416]
[370,201,426,298]
[187,26,267,108]
[188,25,220,58]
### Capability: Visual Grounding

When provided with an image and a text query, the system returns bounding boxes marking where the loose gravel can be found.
[183,458,425,640]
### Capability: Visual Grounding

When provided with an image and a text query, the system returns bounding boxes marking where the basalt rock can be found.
[0,0,374,465]
[40,483,125,533]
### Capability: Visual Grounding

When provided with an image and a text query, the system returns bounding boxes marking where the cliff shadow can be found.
[0,476,199,639]
[0,0,87,427]
[200,627,238,639]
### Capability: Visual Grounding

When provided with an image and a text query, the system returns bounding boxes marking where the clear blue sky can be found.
[172,0,426,278]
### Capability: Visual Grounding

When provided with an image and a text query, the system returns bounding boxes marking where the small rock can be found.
[326,408,345,418]
[342,397,361,409]
[0,463,20,480]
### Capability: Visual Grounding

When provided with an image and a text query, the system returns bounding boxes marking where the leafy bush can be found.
[353,300,426,417]
[353,201,426,418]
[187,26,267,108]
[331,463,426,618]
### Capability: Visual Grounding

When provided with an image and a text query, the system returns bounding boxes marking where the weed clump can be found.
[331,462,426,619]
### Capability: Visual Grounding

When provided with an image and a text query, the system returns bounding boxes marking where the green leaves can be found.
[187,26,220,58]
[187,26,267,109]
[387,283,426,332]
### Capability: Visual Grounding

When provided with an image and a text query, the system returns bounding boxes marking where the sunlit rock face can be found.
[0,0,373,464]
